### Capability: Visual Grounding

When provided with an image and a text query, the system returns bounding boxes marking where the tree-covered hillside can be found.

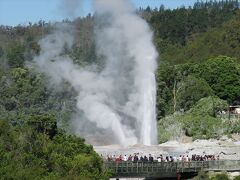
[0,1,240,175]
[146,0,240,142]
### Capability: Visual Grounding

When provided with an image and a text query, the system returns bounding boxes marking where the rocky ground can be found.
[94,135,240,160]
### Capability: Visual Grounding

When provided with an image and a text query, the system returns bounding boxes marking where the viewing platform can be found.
[104,160,240,179]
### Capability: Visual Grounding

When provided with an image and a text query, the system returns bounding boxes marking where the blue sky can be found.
[0,0,206,26]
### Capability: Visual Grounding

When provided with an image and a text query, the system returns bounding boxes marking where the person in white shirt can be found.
[123,155,128,161]
[173,156,177,162]
[178,155,182,161]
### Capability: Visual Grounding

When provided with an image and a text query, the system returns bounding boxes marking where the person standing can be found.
[149,154,154,163]
[123,155,127,161]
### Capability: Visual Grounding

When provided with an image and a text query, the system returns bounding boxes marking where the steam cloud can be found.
[33,0,158,146]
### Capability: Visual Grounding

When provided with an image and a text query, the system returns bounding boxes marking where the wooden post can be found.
[137,162,139,173]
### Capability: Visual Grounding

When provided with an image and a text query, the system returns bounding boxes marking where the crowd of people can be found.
[104,153,220,163]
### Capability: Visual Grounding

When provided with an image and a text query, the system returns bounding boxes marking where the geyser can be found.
[32,0,158,146]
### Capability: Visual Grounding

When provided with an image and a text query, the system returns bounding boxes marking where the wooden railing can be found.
[207,160,240,171]
[104,160,240,178]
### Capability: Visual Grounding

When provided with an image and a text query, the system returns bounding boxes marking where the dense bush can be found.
[210,173,230,180]
[156,56,240,119]
[234,176,240,180]
[0,119,110,179]
[158,97,229,143]
[193,171,232,180]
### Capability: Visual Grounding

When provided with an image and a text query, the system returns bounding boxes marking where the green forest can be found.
[0,0,240,179]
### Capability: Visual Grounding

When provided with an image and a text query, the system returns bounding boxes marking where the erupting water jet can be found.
[32,0,158,146]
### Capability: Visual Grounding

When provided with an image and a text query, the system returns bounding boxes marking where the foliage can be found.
[147,1,240,64]
[180,96,228,139]
[210,173,230,180]
[157,113,184,143]
[193,172,232,180]
[176,75,213,111]
[0,46,3,57]
[234,176,240,180]
[193,171,210,180]
[6,43,25,68]
[178,114,223,140]
[156,63,175,118]
[158,96,228,143]
[189,96,228,116]
[0,119,110,179]
[198,56,240,103]
[0,67,76,130]
[166,12,240,64]
[225,120,240,134]
[149,0,239,46]
[27,114,58,139]
[156,56,239,119]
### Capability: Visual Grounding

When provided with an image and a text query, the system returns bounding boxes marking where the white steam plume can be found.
[32,0,158,146]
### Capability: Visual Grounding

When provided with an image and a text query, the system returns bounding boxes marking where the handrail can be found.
[104,160,240,175]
